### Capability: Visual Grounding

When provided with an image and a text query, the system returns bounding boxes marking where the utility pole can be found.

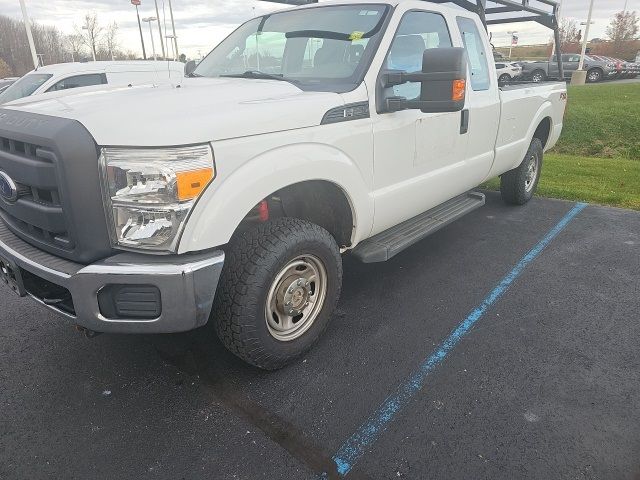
[132,0,147,59]
[577,0,595,71]
[153,0,166,59]
[143,17,158,60]
[19,0,39,69]
[168,0,179,60]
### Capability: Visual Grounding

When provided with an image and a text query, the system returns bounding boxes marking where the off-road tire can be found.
[500,137,543,205]
[211,217,342,370]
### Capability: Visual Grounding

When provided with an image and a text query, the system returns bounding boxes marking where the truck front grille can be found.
[0,109,114,264]
[0,136,74,251]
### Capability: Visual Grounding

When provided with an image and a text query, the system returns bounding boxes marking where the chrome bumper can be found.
[0,221,224,334]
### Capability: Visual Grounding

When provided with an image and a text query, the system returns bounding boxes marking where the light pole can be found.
[578,0,595,71]
[507,31,518,59]
[82,25,97,61]
[142,17,158,60]
[167,0,179,60]
[131,0,147,60]
[18,0,39,69]
[571,0,595,84]
[153,0,166,60]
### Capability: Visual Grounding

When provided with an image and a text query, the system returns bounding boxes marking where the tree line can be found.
[0,13,139,78]
[557,10,639,60]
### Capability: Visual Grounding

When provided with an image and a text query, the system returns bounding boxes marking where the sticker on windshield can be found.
[349,31,365,41]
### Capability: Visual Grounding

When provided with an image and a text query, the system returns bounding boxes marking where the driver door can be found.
[371,9,469,234]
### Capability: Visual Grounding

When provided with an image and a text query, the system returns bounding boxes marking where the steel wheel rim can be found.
[524,153,538,193]
[588,71,600,81]
[265,254,328,342]
[532,73,543,82]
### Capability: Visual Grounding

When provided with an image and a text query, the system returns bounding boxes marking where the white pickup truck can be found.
[0,0,566,369]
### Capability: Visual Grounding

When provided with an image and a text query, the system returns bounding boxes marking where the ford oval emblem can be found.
[0,171,18,203]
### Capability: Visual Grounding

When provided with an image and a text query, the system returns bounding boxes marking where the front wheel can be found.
[211,217,342,370]
[500,138,543,205]
[498,73,511,85]
[586,68,603,83]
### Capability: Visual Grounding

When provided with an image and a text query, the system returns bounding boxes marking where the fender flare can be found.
[178,143,373,253]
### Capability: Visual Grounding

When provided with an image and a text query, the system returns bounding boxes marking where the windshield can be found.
[194,4,389,92]
[0,73,53,104]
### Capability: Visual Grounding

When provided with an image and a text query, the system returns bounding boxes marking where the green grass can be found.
[554,83,640,160]
[483,153,640,210]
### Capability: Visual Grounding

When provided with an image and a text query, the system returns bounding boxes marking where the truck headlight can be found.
[99,145,215,252]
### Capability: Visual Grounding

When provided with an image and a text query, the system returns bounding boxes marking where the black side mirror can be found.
[184,60,197,77]
[384,47,468,113]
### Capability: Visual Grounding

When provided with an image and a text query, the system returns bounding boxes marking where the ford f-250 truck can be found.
[0,0,566,370]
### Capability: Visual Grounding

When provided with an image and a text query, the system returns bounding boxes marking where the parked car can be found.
[0,61,184,105]
[0,78,18,94]
[0,0,567,370]
[495,62,522,83]
[521,54,616,82]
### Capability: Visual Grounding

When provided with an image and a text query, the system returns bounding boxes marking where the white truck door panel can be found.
[371,9,472,235]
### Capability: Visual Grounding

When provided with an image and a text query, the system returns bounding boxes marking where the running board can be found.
[352,192,485,263]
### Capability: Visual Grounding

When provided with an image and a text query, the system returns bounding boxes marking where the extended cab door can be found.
[369,8,497,235]
[370,8,469,234]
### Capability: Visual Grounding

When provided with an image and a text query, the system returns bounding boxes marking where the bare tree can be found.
[606,10,639,44]
[558,18,580,47]
[77,13,103,61]
[66,34,85,62]
[105,22,119,61]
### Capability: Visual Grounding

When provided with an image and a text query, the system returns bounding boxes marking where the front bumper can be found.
[0,220,224,334]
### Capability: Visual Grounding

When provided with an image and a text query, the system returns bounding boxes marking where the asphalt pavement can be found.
[1,192,639,480]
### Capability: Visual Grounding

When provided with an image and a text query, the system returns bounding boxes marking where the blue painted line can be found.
[329,202,588,477]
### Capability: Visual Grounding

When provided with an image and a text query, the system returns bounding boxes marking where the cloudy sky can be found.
[0,0,636,58]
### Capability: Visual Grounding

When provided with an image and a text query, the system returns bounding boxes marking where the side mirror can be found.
[184,60,197,77]
[384,47,468,113]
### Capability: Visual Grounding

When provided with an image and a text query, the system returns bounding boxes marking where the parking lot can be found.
[1,191,638,479]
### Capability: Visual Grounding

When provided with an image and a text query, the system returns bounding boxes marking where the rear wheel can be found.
[586,68,603,83]
[211,217,342,370]
[500,138,543,205]
[531,70,546,83]
[498,73,511,85]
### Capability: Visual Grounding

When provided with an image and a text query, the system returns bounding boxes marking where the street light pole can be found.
[153,0,166,60]
[18,0,39,69]
[167,0,179,60]
[507,31,518,59]
[133,1,147,60]
[142,17,158,60]
[577,0,595,71]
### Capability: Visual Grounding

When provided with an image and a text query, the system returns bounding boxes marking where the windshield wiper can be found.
[220,70,298,84]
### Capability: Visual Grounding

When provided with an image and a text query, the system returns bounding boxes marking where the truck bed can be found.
[487,81,567,179]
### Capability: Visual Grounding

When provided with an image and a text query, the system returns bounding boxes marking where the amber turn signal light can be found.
[176,168,214,201]
[452,79,466,102]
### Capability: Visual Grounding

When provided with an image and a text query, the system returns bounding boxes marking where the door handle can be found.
[460,109,469,134]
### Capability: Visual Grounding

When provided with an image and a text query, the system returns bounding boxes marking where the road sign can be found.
[131,0,141,5]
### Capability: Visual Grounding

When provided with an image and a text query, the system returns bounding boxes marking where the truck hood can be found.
[4,77,343,146]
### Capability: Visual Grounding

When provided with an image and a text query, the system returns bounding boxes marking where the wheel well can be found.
[237,181,355,248]
[533,117,552,149]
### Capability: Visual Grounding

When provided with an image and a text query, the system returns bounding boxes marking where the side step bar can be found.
[352,192,485,263]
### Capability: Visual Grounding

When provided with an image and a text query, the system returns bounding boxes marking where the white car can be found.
[495,62,523,83]
[0,0,567,370]
[0,61,185,105]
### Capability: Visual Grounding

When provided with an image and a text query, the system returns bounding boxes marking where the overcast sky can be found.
[0,0,636,58]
